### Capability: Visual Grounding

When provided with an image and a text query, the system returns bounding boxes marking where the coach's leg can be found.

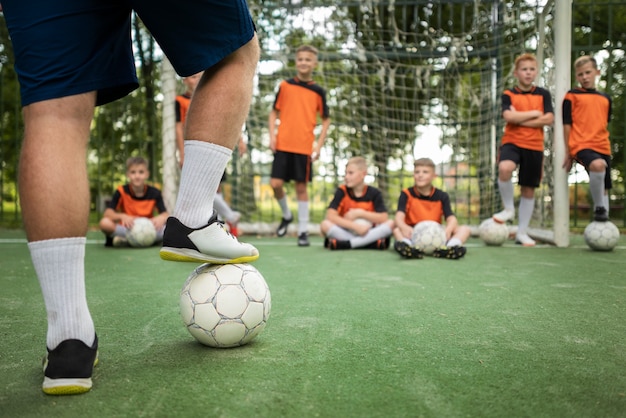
[20,94,98,394]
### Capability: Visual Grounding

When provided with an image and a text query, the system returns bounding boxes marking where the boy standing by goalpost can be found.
[492,53,554,246]
[268,45,331,247]
[562,55,612,222]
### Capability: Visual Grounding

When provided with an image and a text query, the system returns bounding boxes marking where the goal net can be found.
[161,0,567,241]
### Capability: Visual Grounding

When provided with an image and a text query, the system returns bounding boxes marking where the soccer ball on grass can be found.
[583,221,620,251]
[412,220,447,255]
[180,263,271,348]
[478,218,509,246]
[126,217,157,247]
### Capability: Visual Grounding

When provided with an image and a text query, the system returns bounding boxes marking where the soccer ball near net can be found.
[180,263,271,348]
[583,221,620,251]
[478,218,509,246]
[411,220,447,255]
[126,217,157,247]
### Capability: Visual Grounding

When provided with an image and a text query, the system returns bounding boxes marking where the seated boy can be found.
[320,156,394,250]
[393,157,470,259]
[99,157,169,246]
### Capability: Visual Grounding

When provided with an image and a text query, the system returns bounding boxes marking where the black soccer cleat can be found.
[593,207,609,222]
[365,237,390,250]
[328,239,351,250]
[276,216,293,237]
[433,245,467,260]
[394,241,423,259]
[297,232,310,247]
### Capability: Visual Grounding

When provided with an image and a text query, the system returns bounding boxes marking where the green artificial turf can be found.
[0,229,625,417]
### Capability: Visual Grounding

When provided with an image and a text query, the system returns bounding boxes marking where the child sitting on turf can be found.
[393,157,470,259]
[320,156,394,250]
[99,156,169,247]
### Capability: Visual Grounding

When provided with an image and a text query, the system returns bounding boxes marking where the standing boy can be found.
[99,157,169,246]
[268,45,331,247]
[393,158,470,259]
[492,53,554,247]
[320,157,394,250]
[562,55,612,222]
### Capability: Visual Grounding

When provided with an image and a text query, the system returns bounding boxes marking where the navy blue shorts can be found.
[3,0,255,106]
[498,143,543,188]
[271,151,312,183]
[576,149,612,190]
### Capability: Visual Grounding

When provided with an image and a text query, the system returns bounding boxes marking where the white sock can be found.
[326,225,357,240]
[589,171,606,210]
[517,197,535,234]
[447,237,462,247]
[298,201,309,234]
[28,238,95,350]
[174,141,231,228]
[213,193,238,223]
[604,194,610,215]
[278,196,292,220]
[350,224,392,248]
[498,179,515,211]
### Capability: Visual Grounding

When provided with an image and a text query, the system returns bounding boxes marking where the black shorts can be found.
[271,151,312,183]
[576,149,612,190]
[498,143,543,188]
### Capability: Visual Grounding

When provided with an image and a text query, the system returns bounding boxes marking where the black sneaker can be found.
[159,211,259,264]
[42,336,99,395]
[297,232,310,247]
[594,207,609,222]
[394,241,423,259]
[365,237,390,250]
[433,245,467,260]
[328,239,351,250]
[276,216,293,237]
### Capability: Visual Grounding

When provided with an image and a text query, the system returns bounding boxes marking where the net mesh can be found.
[162,0,560,235]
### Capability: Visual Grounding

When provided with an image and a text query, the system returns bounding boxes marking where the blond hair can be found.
[346,156,367,171]
[126,156,148,170]
[296,45,319,56]
[574,55,598,69]
[414,158,435,169]
[514,53,537,70]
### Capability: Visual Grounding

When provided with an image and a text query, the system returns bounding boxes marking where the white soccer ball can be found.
[411,220,447,255]
[584,221,620,251]
[126,217,157,247]
[180,263,271,348]
[478,218,509,246]
[350,218,373,234]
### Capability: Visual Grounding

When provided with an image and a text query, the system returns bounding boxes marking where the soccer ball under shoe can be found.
[180,263,271,348]
[584,221,620,251]
[126,217,157,247]
[479,218,509,246]
[412,220,447,255]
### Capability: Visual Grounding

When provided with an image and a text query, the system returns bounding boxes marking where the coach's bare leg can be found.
[20,93,95,241]
[185,35,259,150]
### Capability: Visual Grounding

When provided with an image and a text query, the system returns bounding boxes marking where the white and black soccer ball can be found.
[411,220,447,255]
[180,263,271,348]
[126,217,157,247]
[583,221,620,251]
[350,218,373,235]
[478,218,509,246]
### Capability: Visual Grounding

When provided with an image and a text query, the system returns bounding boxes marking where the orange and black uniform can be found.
[562,88,612,157]
[328,185,387,219]
[272,77,329,156]
[501,86,553,151]
[108,184,167,219]
[396,186,454,227]
[175,93,191,125]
